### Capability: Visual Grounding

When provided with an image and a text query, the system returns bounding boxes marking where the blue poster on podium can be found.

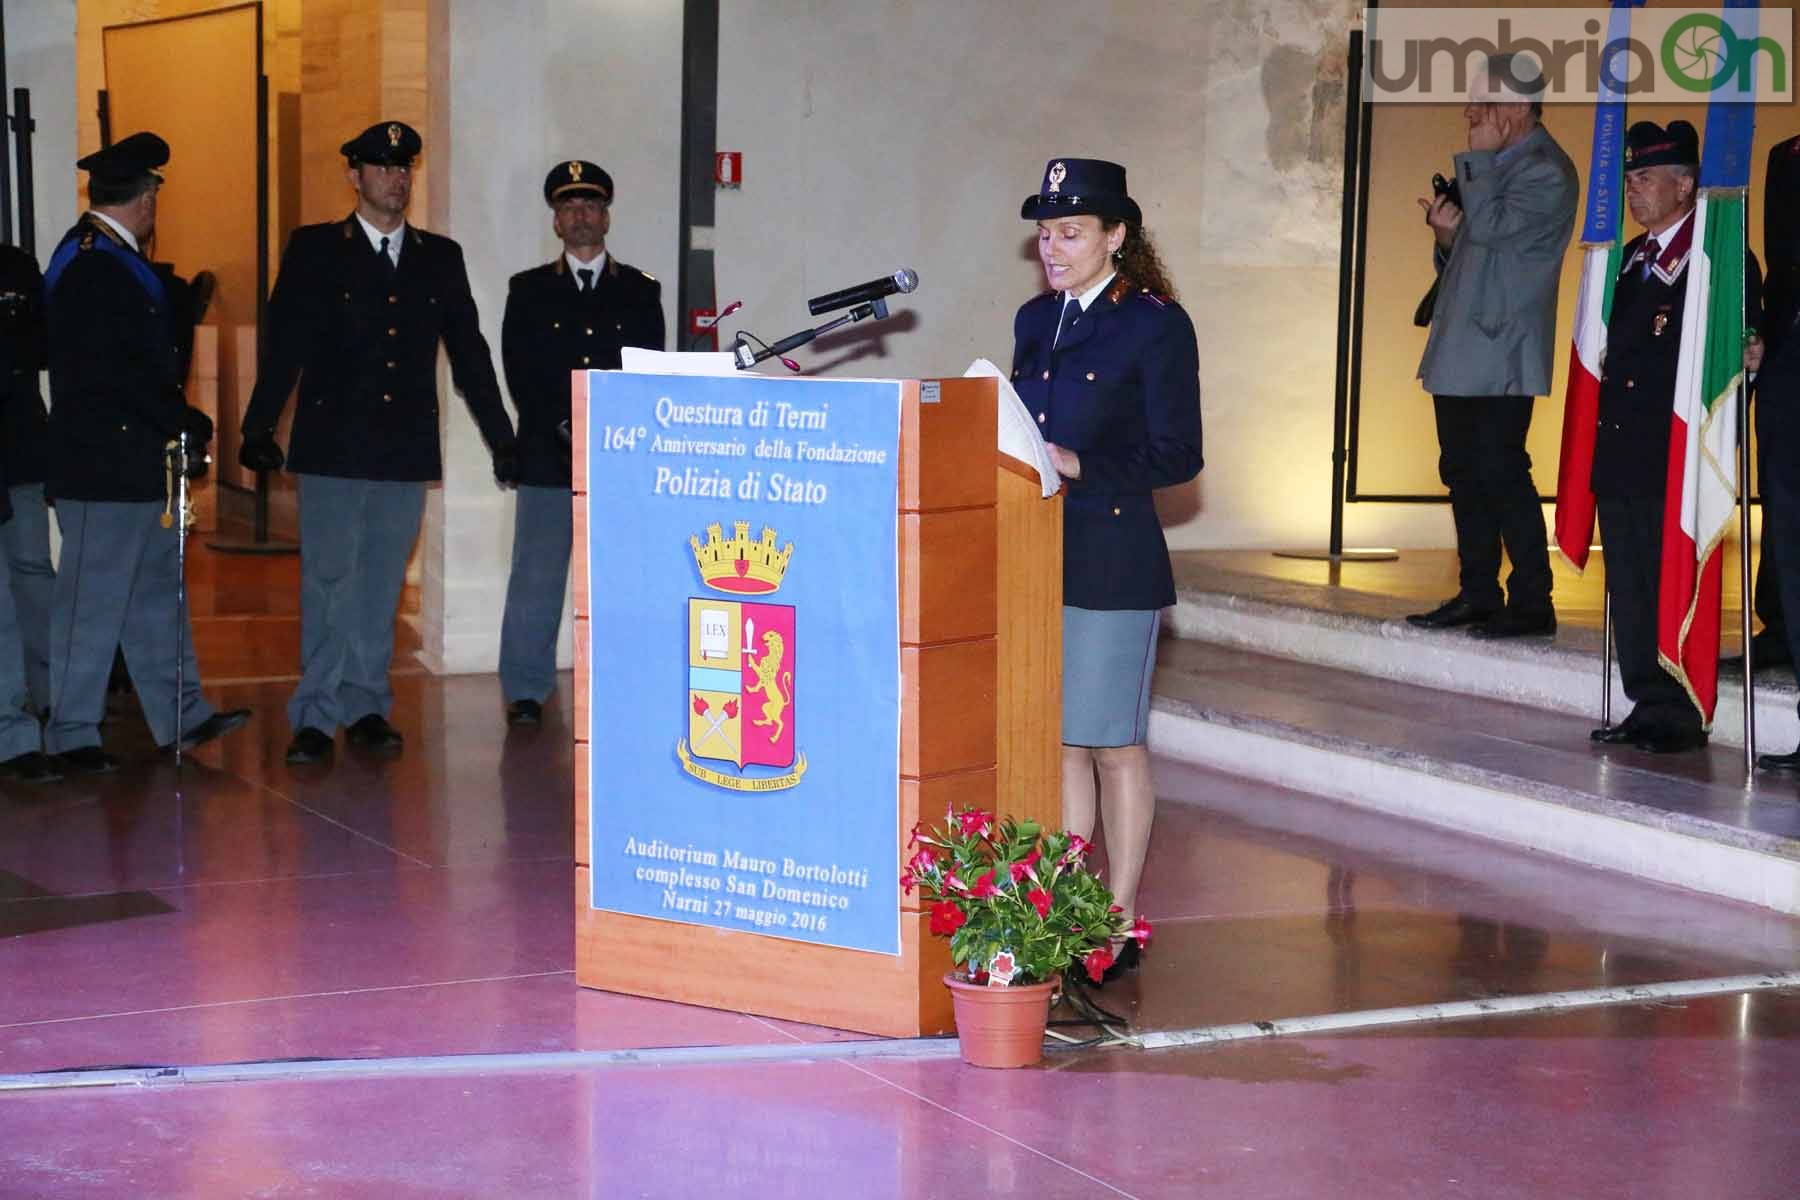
[586,371,902,956]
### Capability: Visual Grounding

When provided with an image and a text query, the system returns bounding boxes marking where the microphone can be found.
[806,267,918,316]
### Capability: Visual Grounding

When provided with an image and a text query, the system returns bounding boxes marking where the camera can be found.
[1432,171,1463,210]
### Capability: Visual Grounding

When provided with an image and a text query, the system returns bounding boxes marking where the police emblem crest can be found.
[569,161,583,181]
[1047,161,1067,193]
[387,123,402,148]
[676,522,807,791]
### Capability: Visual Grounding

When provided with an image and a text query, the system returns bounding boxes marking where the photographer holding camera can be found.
[1409,53,1578,640]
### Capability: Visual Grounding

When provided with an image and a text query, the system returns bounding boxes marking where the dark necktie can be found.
[1053,294,1078,347]
[578,267,594,293]
[1641,238,1657,281]
[378,235,396,277]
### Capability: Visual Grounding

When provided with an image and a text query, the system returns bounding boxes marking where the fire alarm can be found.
[715,152,742,189]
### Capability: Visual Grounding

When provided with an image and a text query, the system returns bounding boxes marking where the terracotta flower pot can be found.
[943,974,1057,1068]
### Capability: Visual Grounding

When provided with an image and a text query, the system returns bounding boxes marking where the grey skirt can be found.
[1061,606,1160,748]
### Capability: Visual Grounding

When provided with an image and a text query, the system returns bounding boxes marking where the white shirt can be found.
[1643,207,1694,267]
[1066,270,1117,313]
[355,212,406,268]
[88,210,139,253]
[565,250,608,288]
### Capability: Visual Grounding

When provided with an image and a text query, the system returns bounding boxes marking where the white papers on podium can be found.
[964,358,1059,497]
[620,348,740,376]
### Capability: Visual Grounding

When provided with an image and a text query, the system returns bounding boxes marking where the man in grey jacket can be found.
[1409,54,1578,639]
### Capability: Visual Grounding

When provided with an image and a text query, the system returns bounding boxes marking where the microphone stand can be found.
[733,297,890,370]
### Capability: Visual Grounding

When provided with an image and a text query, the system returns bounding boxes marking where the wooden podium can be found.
[570,375,1061,1037]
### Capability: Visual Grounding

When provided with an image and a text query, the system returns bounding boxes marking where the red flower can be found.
[943,872,968,895]
[1026,888,1053,918]
[1128,915,1153,943]
[900,870,915,894]
[1083,945,1114,983]
[956,808,995,837]
[969,870,1001,900]
[1062,834,1090,863]
[1008,848,1042,883]
[691,694,707,716]
[929,901,967,936]
[907,847,937,874]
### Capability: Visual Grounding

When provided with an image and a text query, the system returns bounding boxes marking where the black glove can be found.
[239,431,286,473]
[492,443,521,486]
[181,405,214,449]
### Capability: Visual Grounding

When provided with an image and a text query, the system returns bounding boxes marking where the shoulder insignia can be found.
[1135,287,1170,309]
[639,269,657,283]
[79,230,95,251]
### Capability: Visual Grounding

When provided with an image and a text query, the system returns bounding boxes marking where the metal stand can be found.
[1739,375,1757,772]
[732,297,893,369]
[1273,26,1396,564]
[1600,593,1614,729]
[166,434,199,768]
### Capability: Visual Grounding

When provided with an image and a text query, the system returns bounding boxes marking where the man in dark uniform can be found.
[0,244,58,782]
[1588,121,1759,756]
[239,121,519,765]
[0,244,53,718]
[42,132,249,772]
[498,159,663,726]
[1729,134,1800,673]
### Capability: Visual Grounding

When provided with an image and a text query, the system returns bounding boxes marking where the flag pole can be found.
[1740,372,1756,771]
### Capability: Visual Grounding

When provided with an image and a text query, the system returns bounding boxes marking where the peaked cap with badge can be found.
[341,121,421,167]
[543,160,613,206]
[1020,157,1141,226]
[76,131,170,186]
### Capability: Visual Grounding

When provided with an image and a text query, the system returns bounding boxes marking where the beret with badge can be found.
[341,121,421,167]
[543,160,613,206]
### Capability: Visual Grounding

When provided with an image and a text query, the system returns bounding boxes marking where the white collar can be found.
[355,212,407,261]
[1065,270,1117,312]
[565,249,608,279]
[1645,207,1694,256]
[88,210,139,253]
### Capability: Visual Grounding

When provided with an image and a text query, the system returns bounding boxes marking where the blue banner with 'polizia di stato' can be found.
[586,371,901,956]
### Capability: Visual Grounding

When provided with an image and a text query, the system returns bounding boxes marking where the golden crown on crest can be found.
[690,521,793,594]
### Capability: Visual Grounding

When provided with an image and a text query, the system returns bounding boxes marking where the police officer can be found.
[498,160,663,726]
[0,244,53,718]
[1587,121,1759,755]
[43,132,249,772]
[239,121,519,766]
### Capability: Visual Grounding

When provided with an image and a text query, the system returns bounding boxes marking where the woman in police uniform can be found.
[1012,158,1202,980]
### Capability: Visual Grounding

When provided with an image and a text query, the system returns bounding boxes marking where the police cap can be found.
[1624,120,1699,172]
[1020,157,1141,226]
[544,160,613,206]
[341,121,421,167]
[76,132,170,183]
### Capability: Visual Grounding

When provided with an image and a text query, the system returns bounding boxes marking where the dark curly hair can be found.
[1102,220,1177,301]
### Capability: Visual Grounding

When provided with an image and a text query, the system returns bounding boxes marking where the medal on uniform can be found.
[1652,312,1669,337]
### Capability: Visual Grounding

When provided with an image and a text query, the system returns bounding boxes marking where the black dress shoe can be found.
[1590,720,1641,745]
[1720,633,1794,674]
[1468,608,1557,640]
[1406,596,1498,630]
[346,714,404,753]
[167,708,252,752]
[1756,747,1800,772]
[57,745,120,774]
[506,699,542,727]
[285,726,335,765]
[0,751,63,783]
[1631,727,1708,755]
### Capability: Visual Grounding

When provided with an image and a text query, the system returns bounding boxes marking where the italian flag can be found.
[1657,187,1747,727]
[1552,4,1630,571]
[1552,240,1621,570]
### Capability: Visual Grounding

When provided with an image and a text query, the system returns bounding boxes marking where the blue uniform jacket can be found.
[1009,279,1203,610]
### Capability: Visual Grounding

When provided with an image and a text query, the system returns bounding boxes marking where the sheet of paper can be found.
[964,358,1059,498]
[620,348,741,377]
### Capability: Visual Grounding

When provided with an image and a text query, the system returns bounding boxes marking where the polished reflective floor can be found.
[4,660,1799,1197]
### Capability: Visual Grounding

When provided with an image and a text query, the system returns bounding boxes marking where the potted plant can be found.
[905,806,1152,1067]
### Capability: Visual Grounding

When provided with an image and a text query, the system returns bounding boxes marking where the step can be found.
[1166,558,1800,753]
[1147,638,1800,915]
